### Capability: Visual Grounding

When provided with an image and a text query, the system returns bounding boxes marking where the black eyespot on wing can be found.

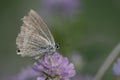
[17,49,21,52]
[55,43,60,49]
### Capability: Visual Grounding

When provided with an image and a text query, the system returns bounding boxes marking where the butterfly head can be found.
[55,43,60,49]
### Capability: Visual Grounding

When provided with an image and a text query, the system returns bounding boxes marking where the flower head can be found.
[113,58,120,76]
[33,52,76,80]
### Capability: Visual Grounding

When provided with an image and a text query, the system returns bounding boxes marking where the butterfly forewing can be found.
[29,10,55,45]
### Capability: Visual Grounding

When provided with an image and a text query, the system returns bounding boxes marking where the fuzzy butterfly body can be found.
[16,10,57,58]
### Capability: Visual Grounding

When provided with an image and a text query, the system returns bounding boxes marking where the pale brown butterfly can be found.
[16,9,59,59]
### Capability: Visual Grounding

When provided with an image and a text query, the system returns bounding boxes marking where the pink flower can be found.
[33,52,76,80]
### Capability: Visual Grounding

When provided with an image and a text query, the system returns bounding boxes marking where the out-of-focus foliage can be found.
[0,0,120,80]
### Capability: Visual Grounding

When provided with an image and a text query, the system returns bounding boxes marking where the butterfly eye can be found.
[55,43,60,49]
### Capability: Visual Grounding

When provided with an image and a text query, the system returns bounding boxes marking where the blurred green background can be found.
[0,0,120,80]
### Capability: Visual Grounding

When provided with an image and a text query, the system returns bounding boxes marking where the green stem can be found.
[94,43,120,80]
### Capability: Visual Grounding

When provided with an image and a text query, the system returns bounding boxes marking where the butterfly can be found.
[16,9,59,59]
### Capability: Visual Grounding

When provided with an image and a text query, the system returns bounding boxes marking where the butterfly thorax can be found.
[46,45,56,54]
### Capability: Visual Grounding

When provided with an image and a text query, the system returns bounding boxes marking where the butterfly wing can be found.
[29,10,55,46]
[16,10,54,57]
